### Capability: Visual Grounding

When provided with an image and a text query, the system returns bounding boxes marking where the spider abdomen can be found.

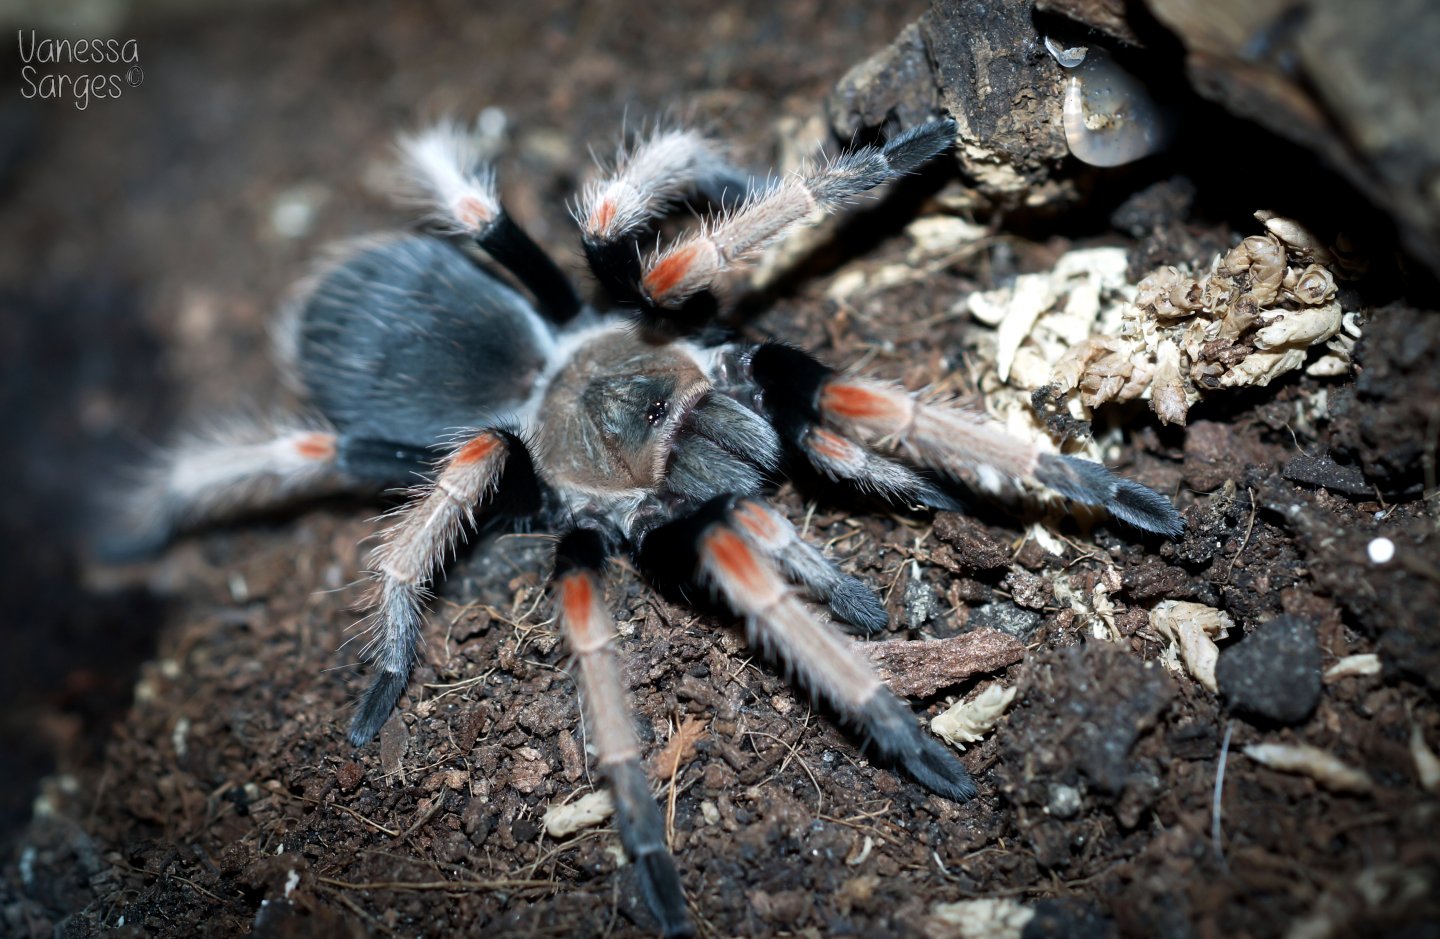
[295,234,554,478]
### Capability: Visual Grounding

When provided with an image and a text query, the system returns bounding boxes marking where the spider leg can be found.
[751,344,1186,537]
[639,119,957,310]
[552,528,692,939]
[770,407,964,512]
[350,429,524,745]
[641,497,976,803]
[576,125,748,305]
[398,122,582,323]
[105,414,344,559]
[722,496,886,634]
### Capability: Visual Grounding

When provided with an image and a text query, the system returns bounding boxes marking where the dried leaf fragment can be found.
[649,716,707,781]
[1244,742,1373,793]
[1322,653,1381,682]
[1150,600,1233,693]
[931,683,1017,749]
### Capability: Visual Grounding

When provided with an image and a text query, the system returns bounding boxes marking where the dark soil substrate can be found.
[2,1,1437,937]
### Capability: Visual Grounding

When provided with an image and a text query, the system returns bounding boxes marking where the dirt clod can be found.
[1217,615,1323,725]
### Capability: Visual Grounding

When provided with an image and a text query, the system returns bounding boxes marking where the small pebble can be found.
[968,601,1043,639]
[1047,783,1082,819]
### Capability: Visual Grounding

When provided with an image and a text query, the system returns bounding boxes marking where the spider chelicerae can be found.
[128,114,1182,936]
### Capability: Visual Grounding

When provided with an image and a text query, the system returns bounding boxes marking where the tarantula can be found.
[129,114,1181,936]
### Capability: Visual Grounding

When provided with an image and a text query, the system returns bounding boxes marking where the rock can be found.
[1216,615,1322,724]
[968,601,1044,639]
[1047,783,1082,820]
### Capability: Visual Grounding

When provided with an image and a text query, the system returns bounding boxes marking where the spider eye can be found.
[645,399,669,426]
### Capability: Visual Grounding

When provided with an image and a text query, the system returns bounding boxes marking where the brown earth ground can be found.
[1,1,1438,937]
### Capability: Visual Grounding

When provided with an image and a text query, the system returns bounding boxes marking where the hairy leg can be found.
[350,429,518,744]
[750,343,1185,537]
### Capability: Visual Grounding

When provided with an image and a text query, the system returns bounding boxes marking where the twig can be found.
[266,782,400,837]
[314,884,401,937]
[745,726,823,814]
[316,876,555,892]
[1220,488,1258,584]
[394,795,445,844]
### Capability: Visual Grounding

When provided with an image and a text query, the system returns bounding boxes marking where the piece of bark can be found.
[858,627,1026,698]
[828,0,1070,203]
[1036,0,1145,47]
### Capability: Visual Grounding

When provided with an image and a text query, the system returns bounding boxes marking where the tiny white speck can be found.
[478,106,508,139]
[271,199,313,239]
[19,846,36,888]
[284,868,300,898]
[1368,537,1395,564]
[171,716,190,760]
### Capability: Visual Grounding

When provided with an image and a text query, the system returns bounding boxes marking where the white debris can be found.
[1150,600,1234,693]
[1410,724,1440,793]
[925,898,1035,939]
[18,846,35,889]
[846,835,874,867]
[283,868,300,899]
[1244,742,1373,794]
[543,789,616,838]
[1367,537,1395,564]
[1322,654,1381,682]
[171,716,190,760]
[1051,567,1122,641]
[1026,522,1069,557]
[931,683,1017,749]
[905,215,988,259]
[966,247,1130,386]
[991,273,1054,383]
[964,218,1356,428]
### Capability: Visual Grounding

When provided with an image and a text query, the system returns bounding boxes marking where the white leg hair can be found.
[395,120,502,236]
[817,376,1185,536]
[797,424,962,511]
[577,126,740,244]
[726,497,886,633]
[395,120,582,321]
[112,413,343,557]
[640,119,957,307]
[350,431,509,744]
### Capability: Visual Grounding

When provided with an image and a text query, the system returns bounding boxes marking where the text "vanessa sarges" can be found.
[18,31,142,110]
